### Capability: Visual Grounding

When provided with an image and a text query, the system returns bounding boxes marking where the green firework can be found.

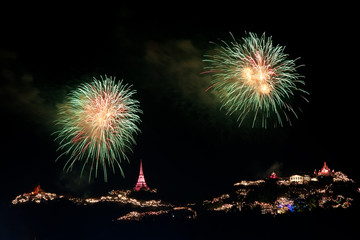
[54,75,142,181]
[203,32,309,127]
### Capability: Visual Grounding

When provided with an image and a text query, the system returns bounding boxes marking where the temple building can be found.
[134,160,150,191]
[315,162,334,176]
[290,175,304,184]
[270,172,277,179]
[31,184,44,195]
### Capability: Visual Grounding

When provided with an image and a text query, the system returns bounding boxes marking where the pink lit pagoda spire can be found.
[270,172,277,179]
[134,160,149,191]
[316,162,334,176]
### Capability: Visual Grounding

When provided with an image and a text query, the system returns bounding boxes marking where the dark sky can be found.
[1,4,358,203]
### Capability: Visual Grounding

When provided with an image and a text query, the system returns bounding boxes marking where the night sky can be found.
[1,4,358,204]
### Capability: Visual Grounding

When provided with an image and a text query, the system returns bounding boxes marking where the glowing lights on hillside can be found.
[11,162,358,219]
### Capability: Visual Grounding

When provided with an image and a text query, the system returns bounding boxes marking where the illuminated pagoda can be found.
[315,162,334,176]
[134,160,150,191]
[31,184,44,195]
[270,172,277,179]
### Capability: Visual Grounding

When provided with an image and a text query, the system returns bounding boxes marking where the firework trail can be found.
[54,76,142,181]
[203,32,308,127]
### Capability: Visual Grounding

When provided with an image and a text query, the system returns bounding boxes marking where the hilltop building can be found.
[270,172,277,179]
[134,160,150,191]
[289,175,304,184]
[266,162,339,186]
[315,162,334,176]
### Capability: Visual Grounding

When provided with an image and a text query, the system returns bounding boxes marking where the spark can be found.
[203,32,309,127]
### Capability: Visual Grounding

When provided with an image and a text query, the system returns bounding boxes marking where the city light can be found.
[11,162,358,219]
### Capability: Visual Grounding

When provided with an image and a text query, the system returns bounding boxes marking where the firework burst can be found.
[203,32,309,127]
[54,76,142,181]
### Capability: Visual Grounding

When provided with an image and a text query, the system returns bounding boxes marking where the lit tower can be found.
[316,162,334,176]
[319,162,330,176]
[134,160,150,191]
